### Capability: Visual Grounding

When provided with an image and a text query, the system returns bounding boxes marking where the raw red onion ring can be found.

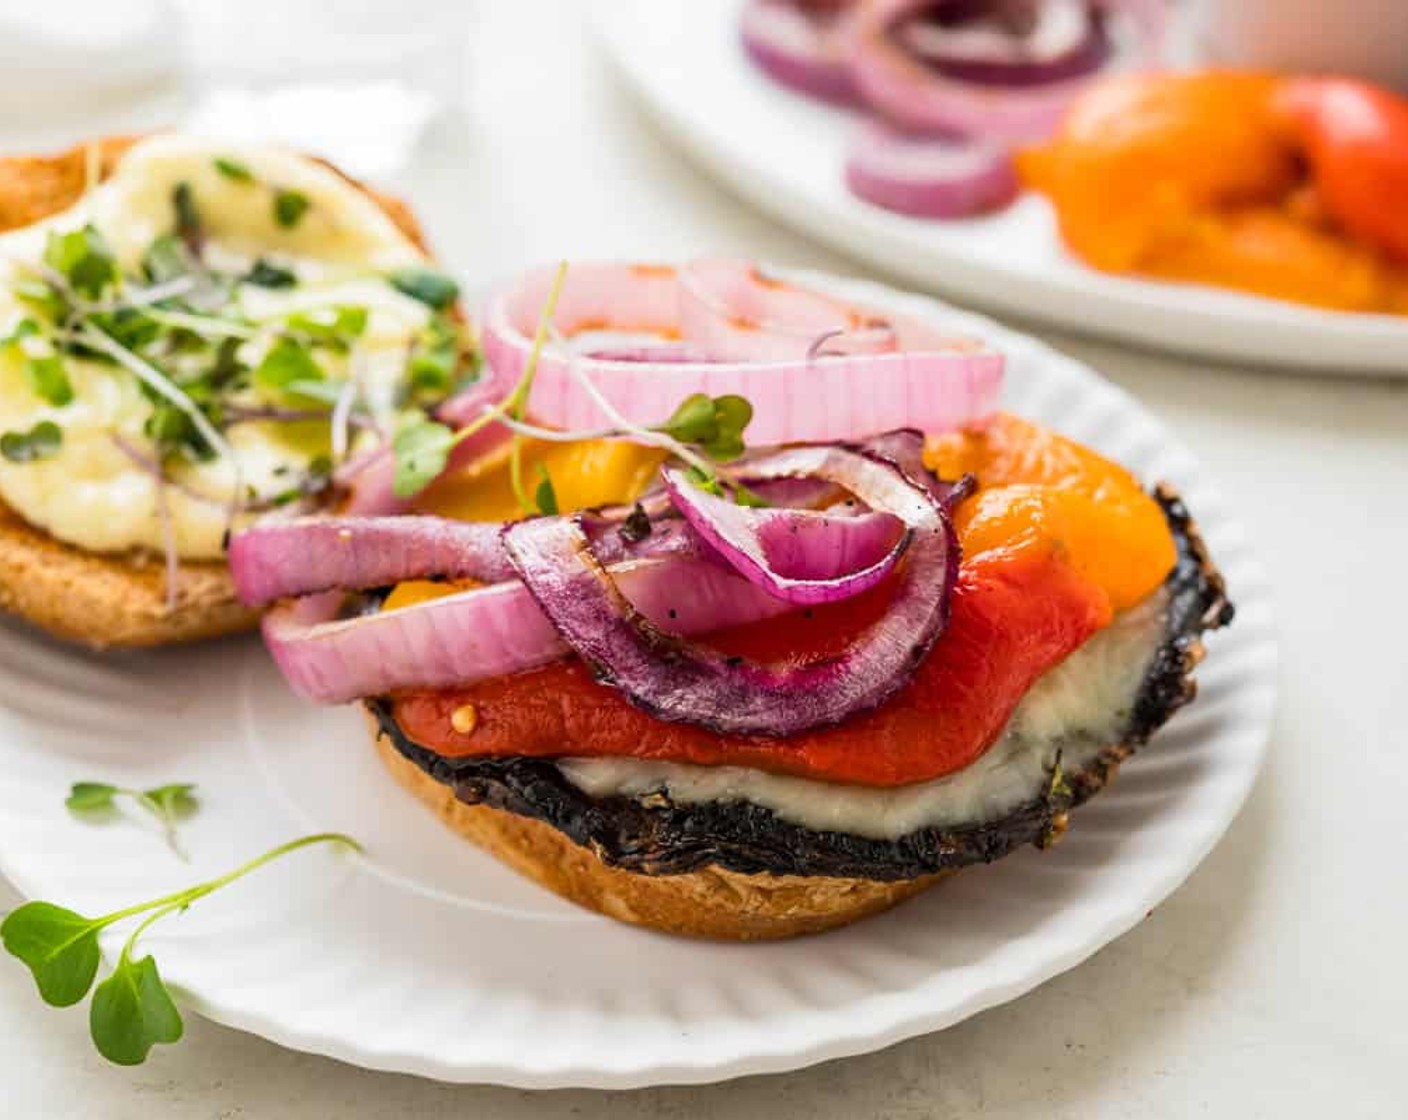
[846,0,1167,142]
[261,557,797,705]
[844,120,1020,218]
[480,260,1002,445]
[740,0,861,106]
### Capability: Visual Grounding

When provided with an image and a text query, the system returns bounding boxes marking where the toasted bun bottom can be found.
[373,730,951,940]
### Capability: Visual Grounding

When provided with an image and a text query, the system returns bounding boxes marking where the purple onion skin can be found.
[503,447,957,738]
[845,150,1020,218]
[743,34,861,106]
[893,5,1111,88]
[844,124,1021,220]
[741,1,863,107]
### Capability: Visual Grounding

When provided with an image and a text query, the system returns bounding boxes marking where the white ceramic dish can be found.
[0,273,1276,1088]
[593,0,1408,376]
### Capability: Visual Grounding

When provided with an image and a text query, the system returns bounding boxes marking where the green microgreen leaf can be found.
[44,225,118,299]
[388,267,460,311]
[655,393,753,462]
[732,482,770,508]
[66,782,120,813]
[144,402,204,459]
[1,420,63,462]
[142,784,198,821]
[172,182,202,254]
[254,337,323,392]
[4,832,359,1064]
[281,379,342,406]
[683,464,726,497]
[0,317,39,347]
[92,307,160,352]
[13,278,68,323]
[141,234,196,286]
[707,394,753,461]
[89,951,184,1065]
[212,157,254,183]
[285,305,368,350]
[392,418,454,498]
[407,313,461,398]
[25,354,73,406]
[1,902,101,1007]
[273,189,310,229]
[243,259,298,289]
[658,392,716,443]
[534,464,559,515]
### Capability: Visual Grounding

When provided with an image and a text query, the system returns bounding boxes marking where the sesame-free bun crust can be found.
[0,136,431,649]
[374,729,950,940]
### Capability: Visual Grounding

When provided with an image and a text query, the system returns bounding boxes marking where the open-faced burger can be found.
[0,134,470,647]
[233,260,1232,940]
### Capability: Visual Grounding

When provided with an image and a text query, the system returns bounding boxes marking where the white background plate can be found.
[594,0,1408,376]
[0,273,1275,1088]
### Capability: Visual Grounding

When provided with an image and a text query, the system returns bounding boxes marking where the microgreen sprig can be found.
[390,263,761,506]
[391,261,571,499]
[66,782,199,860]
[1,832,360,1065]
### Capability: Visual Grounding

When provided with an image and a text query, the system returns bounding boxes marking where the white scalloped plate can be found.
[593,0,1408,376]
[0,272,1275,1087]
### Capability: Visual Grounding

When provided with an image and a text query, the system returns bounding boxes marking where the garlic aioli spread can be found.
[0,135,454,559]
[561,590,1166,839]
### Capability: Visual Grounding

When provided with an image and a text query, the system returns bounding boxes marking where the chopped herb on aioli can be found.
[0,420,62,462]
[212,157,254,183]
[254,336,323,391]
[273,189,310,229]
[26,355,73,407]
[388,267,460,311]
[243,259,297,289]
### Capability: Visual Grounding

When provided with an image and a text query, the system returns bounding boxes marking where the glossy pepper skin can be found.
[1274,78,1408,265]
[1020,71,1408,314]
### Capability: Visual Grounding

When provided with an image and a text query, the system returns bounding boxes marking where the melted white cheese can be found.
[0,135,433,559]
[559,591,1169,840]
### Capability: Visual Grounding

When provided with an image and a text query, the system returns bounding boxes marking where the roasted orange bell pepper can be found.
[1020,71,1408,314]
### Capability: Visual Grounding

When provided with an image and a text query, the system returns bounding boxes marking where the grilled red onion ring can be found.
[231,513,707,606]
[662,465,907,605]
[502,445,957,736]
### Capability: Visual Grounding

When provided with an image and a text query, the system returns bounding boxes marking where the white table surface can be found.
[3,2,1406,1116]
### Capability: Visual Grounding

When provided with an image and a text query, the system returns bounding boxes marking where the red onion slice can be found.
[231,512,705,606]
[845,120,1020,217]
[847,0,1166,142]
[896,0,1110,87]
[662,464,907,605]
[481,260,1003,445]
[232,517,513,605]
[740,0,861,106]
[502,445,956,736]
[852,426,975,506]
[262,557,798,705]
